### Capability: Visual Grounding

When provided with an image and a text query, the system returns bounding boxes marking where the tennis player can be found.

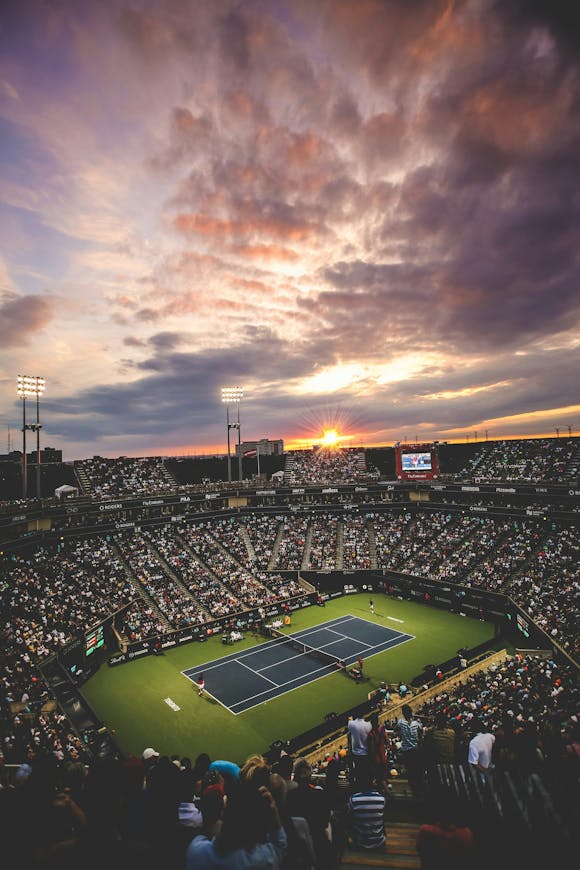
[197,673,205,697]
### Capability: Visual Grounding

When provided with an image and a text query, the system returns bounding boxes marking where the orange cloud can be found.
[173,211,317,242]
[288,132,328,166]
[229,243,299,261]
[463,81,570,153]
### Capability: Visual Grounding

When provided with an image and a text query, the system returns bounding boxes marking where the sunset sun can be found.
[321,429,340,447]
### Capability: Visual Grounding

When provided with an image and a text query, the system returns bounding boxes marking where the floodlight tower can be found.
[17,375,45,499]
[221,387,243,483]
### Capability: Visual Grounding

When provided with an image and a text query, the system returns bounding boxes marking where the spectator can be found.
[395,705,424,796]
[367,712,389,790]
[286,757,335,868]
[467,718,495,778]
[347,767,386,852]
[416,787,474,870]
[423,713,457,768]
[347,715,372,783]
[186,756,287,869]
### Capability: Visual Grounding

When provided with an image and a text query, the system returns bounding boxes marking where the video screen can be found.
[516,613,530,638]
[401,452,432,471]
[85,624,105,657]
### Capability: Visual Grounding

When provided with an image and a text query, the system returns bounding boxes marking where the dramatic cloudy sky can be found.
[1,0,579,459]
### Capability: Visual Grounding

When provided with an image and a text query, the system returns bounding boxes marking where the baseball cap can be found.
[143,748,160,761]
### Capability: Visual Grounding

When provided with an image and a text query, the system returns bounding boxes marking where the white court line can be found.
[230,660,337,710]
[181,615,407,709]
[258,640,339,675]
[231,633,417,715]
[387,616,404,623]
[238,658,279,686]
[180,614,359,679]
[324,626,374,649]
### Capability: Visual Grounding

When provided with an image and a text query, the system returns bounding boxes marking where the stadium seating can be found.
[0,437,578,868]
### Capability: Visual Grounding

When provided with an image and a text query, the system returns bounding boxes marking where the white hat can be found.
[143,748,160,761]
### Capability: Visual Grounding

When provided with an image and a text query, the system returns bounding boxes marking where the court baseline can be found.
[181,614,414,714]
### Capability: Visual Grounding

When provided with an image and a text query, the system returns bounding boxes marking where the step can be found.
[340,822,421,869]
[340,850,421,869]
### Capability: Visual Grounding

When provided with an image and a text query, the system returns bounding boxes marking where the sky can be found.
[1,0,579,460]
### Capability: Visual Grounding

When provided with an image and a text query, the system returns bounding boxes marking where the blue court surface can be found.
[182,614,414,714]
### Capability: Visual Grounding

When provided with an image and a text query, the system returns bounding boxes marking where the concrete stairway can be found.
[340,820,421,869]
[268,521,285,570]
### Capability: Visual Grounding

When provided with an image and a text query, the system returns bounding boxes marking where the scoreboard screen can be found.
[402,452,432,471]
[85,624,105,657]
[516,613,530,638]
[395,442,439,480]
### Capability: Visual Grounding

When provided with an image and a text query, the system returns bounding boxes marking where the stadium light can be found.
[17,375,46,499]
[221,387,243,483]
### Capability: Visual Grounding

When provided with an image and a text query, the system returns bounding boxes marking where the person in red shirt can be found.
[197,673,205,697]
[416,788,474,869]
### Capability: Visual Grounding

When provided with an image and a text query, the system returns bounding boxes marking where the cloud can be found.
[0,291,54,348]
[1,0,579,456]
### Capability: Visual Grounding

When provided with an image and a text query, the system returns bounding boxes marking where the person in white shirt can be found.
[467,718,495,776]
[348,715,372,783]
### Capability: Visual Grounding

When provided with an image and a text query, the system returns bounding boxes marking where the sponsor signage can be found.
[256,490,275,495]
[180,496,191,503]
[292,488,305,494]
[470,506,488,513]
[12,514,26,522]
[322,488,338,493]
[108,594,316,665]
[142,499,164,506]
[99,503,123,511]
[461,486,479,492]
[496,487,516,493]
[355,486,368,492]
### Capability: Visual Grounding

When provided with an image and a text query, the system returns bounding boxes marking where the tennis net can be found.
[270,627,341,670]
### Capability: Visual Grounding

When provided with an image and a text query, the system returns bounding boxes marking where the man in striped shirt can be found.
[347,771,386,851]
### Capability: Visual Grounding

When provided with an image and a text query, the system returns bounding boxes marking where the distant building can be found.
[27,447,63,464]
[0,447,62,464]
[235,438,284,457]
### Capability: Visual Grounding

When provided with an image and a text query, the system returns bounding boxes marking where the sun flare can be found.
[321,429,340,447]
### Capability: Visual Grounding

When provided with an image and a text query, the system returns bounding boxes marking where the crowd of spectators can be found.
[76,456,177,497]
[275,517,311,569]
[456,438,578,483]
[241,514,281,568]
[176,523,273,614]
[307,515,339,570]
[341,515,372,570]
[114,533,208,629]
[508,527,579,660]
[0,502,577,858]
[0,538,136,659]
[1,650,577,869]
[400,653,579,793]
[140,526,216,624]
[284,447,374,485]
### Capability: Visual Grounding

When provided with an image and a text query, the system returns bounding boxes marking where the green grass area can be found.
[81,594,498,762]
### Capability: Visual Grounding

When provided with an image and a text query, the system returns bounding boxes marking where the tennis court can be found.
[182,614,414,713]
